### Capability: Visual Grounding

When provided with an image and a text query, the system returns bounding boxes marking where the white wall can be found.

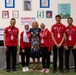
[0,0,76,35]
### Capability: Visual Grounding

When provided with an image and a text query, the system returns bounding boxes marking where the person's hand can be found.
[73,45,76,49]
[4,46,7,52]
[22,49,25,53]
[65,46,68,50]
[56,44,61,48]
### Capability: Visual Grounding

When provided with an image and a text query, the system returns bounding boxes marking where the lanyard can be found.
[57,26,61,33]
[41,31,44,38]
[69,28,73,36]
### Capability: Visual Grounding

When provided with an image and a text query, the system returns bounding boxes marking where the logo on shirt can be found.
[54,27,56,30]
[8,29,11,32]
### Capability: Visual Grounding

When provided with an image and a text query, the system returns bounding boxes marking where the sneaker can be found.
[6,69,10,72]
[12,68,17,71]
[65,69,69,73]
[22,67,26,72]
[45,69,50,73]
[52,69,57,73]
[25,67,29,72]
[60,70,64,73]
[41,69,45,73]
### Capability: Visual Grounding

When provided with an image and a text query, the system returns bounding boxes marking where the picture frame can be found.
[12,10,19,18]
[2,11,9,19]
[5,0,15,8]
[37,10,44,18]
[23,0,31,11]
[40,0,50,8]
[58,4,70,19]
[46,11,52,18]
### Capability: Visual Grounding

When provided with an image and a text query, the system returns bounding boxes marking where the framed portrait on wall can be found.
[23,0,31,11]
[46,11,52,18]
[40,0,50,8]
[2,11,9,19]
[12,10,19,18]
[37,10,44,18]
[5,0,15,8]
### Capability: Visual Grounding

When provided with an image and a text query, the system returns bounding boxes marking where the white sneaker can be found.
[25,67,29,72]
[22,67,26,72]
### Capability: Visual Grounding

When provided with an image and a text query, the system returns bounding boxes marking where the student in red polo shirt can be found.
[39,23,52,73]
[20,24,31,72]
[4,18,19,72]
[65,17,76,73]
[51,15,66,73]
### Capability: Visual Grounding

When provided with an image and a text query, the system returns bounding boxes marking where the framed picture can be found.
[23,0,31,11]
[40,0,50,8]
[37,10,44,18]
[12,10,19,18]
[2,11,9,19]
[46,11,52,18]
[5,0,15,8]
[58,4,70,19]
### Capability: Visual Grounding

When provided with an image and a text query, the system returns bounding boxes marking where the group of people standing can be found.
[4,15,76,74]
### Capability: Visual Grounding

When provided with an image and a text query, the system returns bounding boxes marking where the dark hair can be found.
[67,17,73,21]
[55,15,61,18]
[11,18,16,21]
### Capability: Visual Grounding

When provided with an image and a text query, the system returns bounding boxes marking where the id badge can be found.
[41,39,44,43]
[11,35,14,40]
[69,36,72,41]
[58,33,60,38]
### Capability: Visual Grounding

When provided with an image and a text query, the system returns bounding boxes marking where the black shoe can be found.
[6,69,10,72]
[75,70,76,72]
[12,69,17,71]
[52,70,57,73]
[60,70,64,73]
[65,69,69,73]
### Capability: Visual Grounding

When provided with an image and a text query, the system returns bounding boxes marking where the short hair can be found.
[67,17,73,21]
[11,18,16,21]
[55,15,61,18]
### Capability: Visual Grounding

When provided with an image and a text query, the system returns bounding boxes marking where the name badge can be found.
[69,36,72,41]
[58,33,60,38]
[11,35,14,40]
[41,39,44,43]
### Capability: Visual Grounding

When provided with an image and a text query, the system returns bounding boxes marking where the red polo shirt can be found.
[39,29,52,51]
[4,26,19,46]
[51,23,66,45]
[20,31,31,50]
[65,25,76,46]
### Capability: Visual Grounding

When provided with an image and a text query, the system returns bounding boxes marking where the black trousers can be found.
[53,45,64,70]
[6,46,17,70]
[40,47,50,69]
[21,47,31,67]
[65,46,76,70]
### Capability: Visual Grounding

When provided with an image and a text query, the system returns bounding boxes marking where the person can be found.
[65,17,76,73]
[20,24,31,72]
[4,18,19,72]
[30,21,41,70]
[51,15,66,73]
[39,23,52,73]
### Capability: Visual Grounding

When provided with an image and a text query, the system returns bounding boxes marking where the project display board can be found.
[0,28,6,70]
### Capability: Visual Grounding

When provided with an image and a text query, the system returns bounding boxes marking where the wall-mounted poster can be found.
[46,11,52,18]
[21,17,36,25]
[5,0,15,8]
[12,10,19,18]
[23,0,31,11]
[37,11,44,18]
[58,4,70,19]
[0,28,4,40]
[40,0,50,8]
[2,11,9,19]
